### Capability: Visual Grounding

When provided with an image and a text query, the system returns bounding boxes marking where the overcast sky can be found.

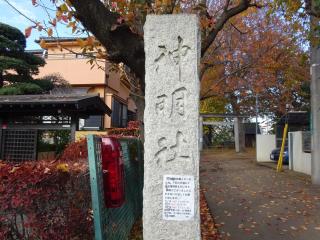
[0,0,79,50]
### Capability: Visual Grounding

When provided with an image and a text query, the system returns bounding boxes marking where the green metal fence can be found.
[87,135,143,240]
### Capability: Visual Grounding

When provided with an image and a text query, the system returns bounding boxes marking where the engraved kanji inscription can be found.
[170,87,187,117]
[154,36,191,81]
[156,94,168,115]
[154,131,192,165]
[155,87,187,119]
[154,137,168,164]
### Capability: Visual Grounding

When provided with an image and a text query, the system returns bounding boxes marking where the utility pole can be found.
[255,94,259,135]
[310,0,320,184]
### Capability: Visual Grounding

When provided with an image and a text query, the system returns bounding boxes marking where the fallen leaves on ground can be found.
[200,149,320,239]
[201,189,220,240]
[129,219,143,240]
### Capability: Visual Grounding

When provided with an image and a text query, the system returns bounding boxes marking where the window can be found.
[128,110,137,122]
[80,115,103,130]
[111,98,128,128]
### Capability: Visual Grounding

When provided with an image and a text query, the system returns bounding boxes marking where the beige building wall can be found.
[37,57,106,85]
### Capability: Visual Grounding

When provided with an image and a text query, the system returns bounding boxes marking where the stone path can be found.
[200,149,320,240]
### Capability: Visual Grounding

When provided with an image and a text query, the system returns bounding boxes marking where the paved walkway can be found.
[200,149,320,240]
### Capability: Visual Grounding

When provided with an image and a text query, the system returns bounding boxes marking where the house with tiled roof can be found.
[32,37,136,130]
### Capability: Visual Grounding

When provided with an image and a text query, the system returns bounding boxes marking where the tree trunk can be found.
[131,95,145,141]
[70,0,145,90]
[70,0,254,94]
[68,0,257,144]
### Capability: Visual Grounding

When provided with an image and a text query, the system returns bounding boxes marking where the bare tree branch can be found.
[230,22,248,35]
[224,0,231,11]
[4,0,38,25]
[202,0,252,56]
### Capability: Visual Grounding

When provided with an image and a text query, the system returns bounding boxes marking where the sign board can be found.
[163,175,194,221]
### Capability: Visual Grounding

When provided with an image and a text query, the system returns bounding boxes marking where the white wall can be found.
[256,134,276,162]
[289,131,311,175]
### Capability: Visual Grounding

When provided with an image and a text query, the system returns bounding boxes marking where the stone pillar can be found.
[234,117,240,152]
[311,64,320,184]
[144,15,201,240]
[239,119,246,152]
[310,6,320,184]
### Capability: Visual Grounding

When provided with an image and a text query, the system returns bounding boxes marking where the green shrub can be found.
[0,83,43,95]
[0,86,22,95]
[17,82,43,94]
[32,79,54,92]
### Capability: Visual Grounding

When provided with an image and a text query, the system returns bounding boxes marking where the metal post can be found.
[234,117,240,153]
[311,8,320,184]
[288,132,294,170]
[87,135,106,240]
[255,94,258,135]
[277,123,289,172]
[311,63,320,184]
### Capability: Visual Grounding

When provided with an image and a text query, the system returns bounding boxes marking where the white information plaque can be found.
[163,175,195,221]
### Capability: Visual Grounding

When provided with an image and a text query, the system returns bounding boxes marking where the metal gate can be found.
[1,129,38,161]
